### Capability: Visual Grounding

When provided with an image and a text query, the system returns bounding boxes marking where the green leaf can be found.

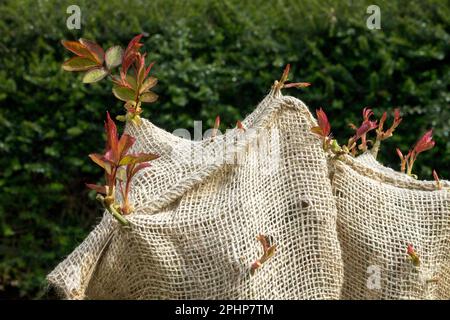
[116,115,127,122]
[119,153,159,166]
[126,75,137,90]
[62,57,98,71]
[139,77,158,94]
[105,46,123,69]
[113,85,135,101]
[140,91,158,103]
[79,38,105,64]
[82,67,108,83]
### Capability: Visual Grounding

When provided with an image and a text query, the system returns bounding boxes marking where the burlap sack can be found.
[47,88,344,299]
[332,153,450,299]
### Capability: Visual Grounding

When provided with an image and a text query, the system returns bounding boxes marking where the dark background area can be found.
[0,0,449,299]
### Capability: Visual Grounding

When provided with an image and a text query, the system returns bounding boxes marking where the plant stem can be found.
[371,139,381,159]
[96,194,130,227]
[106,204,131,227]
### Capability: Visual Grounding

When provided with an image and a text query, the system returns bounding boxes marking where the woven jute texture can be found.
[47,88,344,299]
[332,153,450,299]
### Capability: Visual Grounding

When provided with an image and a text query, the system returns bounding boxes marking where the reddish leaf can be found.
[362,107,374,121]
[355,120,377,139]
[136,54,147,85]
[125,34,143,57]
[144,61,155,79]
[283,82,311,88]
[88,153,111,174]
[62,57,98,71]
[379,112,387,129]
[236,120,245,131]
[86,183,107,194]
[118,134,136,159]
[79,38,105,64]
[407,244,420,266]
[394,108,402,124]
[121,34,144,79]
[214,115,220,130]
[314,108,331,137]
[433,169,442,190]
[105,111,118,162]
[134,162,152,173]
[129,162,152,179]
[396,148,404,160]
[280,64,290,84]
[211,115,220,140]
[61,40,95,60]
[413,129,435,155]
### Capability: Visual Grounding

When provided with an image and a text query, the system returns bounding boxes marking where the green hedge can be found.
[0,0,448,298]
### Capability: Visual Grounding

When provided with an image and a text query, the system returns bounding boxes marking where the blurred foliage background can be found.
[0,0,449,299]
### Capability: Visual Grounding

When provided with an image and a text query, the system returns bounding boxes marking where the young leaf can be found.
[212,115,220,140]
[124,34,144,58]
[116,115,127,122]
[113,85,136,102]
[118,134,136,159]
[140,91,158,103]
[88,153,111,174]
[433,169,442,190]
[139,77,158,94]
[105,111,119,163]
[105,46,123,69]
[86,183,107,195]
[126,74,138,90]
[283,82,311,88]
[79,38,105,64]
[280,64,290,84]
[132,162,152,175]
[62,57,98,71]
[61,40,95,60]
[119,153,159,166]
[236,120,245,131]
[82,67,108,83]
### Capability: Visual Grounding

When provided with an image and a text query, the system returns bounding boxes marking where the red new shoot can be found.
[371,108,402,159]
[61,34,158,126]
[311,108,343,154]
[87,112,159,226]
[250,234,276,275]
[347,108,378,155]
[407,244,420,267]
[396,130,435,177]
[211,115,220,141]
[236,120,246,132]
[433,170,442,190]
[274,64,311,91]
